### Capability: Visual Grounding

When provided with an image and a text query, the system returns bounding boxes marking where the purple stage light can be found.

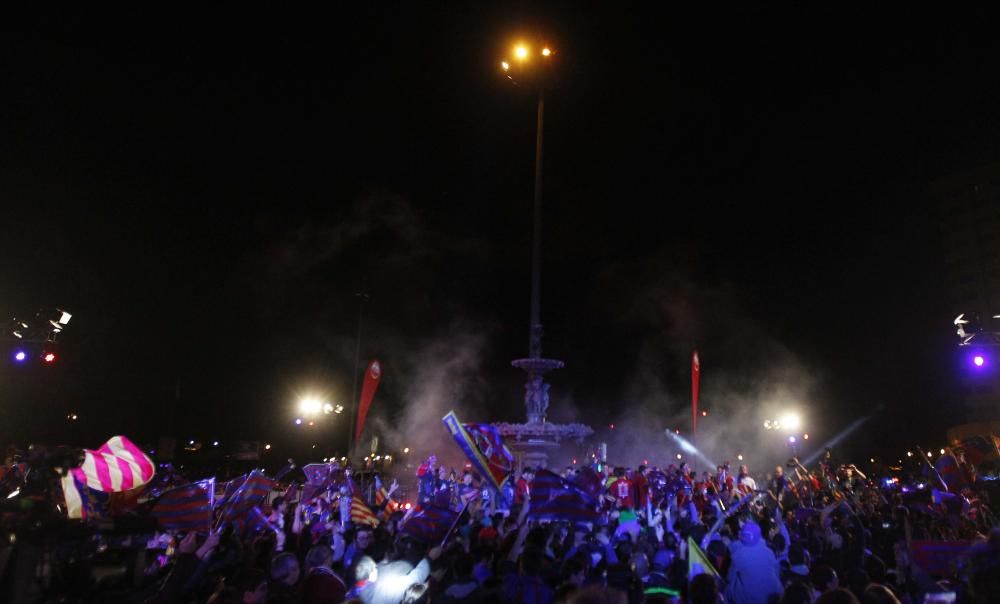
[973,354,985,367]
[788,436,797,443]
[13,350,26,362]
[294,418,303,425]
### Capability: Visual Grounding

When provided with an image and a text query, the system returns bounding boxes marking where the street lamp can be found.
[499,39,556,359]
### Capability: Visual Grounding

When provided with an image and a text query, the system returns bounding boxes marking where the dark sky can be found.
[2,6,998,463]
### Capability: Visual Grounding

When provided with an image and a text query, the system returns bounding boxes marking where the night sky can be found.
[3,6,999,464]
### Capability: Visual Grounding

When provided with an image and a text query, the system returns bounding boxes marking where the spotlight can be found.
[779,413,802,432]
[212,441,219,447]
[788,436,797,443]
[737,454,744,461]
[264,444,271,450]
[676,454,682,460]
[294,418,302,425]
[13,350,26,363]
[42,352,56,363]
[973,354,986,367]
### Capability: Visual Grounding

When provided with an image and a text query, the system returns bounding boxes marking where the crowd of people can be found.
[1,445,999,603]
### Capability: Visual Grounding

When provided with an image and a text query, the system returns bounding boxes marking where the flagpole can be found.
[440,499,472,549]
[348,292,369,458]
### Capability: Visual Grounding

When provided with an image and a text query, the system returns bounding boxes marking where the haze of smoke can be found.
[370,327,494,472]
[595,263,822,477]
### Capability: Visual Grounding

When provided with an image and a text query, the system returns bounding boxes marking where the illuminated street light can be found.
[779,413,801,432]
[907,451,913,457]
[264,444,271,450]
[737,454,744,461]
[940,448,946,455]
[299,397,323,417]
[541,47,551,56]
[514,45,528,59]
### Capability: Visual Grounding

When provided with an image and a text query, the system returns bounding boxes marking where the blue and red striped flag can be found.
[60,435,155,519]
[219,470,275,530]
[302,464,332,486]
[214,474,246,509]
[151,478,215,532]
[955,436,1000,465]
[442,411,513,492]
[234,505,273,536]
[400,505,458,544]
[529,469,599,523]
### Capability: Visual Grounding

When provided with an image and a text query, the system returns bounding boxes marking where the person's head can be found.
[305,545,332,571]
[739,464,749,475]
[232,568,268,604]
[463,471,474,486]
[520,548,546,576]
[270,552,300,586]
[402,581,429,604]
[781,580,813,604]
[523,468,535,481]
[788,543,811,571]
[739,520,762,546]
[356,527,374,550]
[271,496,287,514]
[567,585,628,604]
[775,465,785,477]
[562,558,587,586]
[811,564,839,593]
[651,548,673,572]
[354,556,378,583]
[688,573,720,604]
[638,465,648,476]
[630,552,649,578]
[452,554,475,580]
[815,588,860,604]
[861,584,901,604]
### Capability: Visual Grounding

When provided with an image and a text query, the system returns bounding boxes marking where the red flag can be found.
[355,360,382,443]
[692,351,700,435]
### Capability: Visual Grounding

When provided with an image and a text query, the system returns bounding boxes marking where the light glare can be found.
[780,413,801,431]
[515,45,528,59]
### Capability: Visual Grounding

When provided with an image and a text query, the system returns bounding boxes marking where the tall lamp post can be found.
[501,42,555,360]
[495,41,594,470]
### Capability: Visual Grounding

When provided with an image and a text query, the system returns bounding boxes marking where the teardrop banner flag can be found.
[692,350,700,435]
[355,360,382,443]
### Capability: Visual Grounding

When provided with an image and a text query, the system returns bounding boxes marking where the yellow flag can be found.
[688,536,720,579]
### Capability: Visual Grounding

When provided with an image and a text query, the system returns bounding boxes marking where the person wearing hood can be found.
[725,519,783,604]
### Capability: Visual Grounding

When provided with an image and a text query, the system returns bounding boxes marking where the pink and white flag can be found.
[62,435,155,519]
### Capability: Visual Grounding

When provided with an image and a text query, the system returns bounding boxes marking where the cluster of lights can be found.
[763,412,802,432]
[500,43,554,80]
[11,348,58,365]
